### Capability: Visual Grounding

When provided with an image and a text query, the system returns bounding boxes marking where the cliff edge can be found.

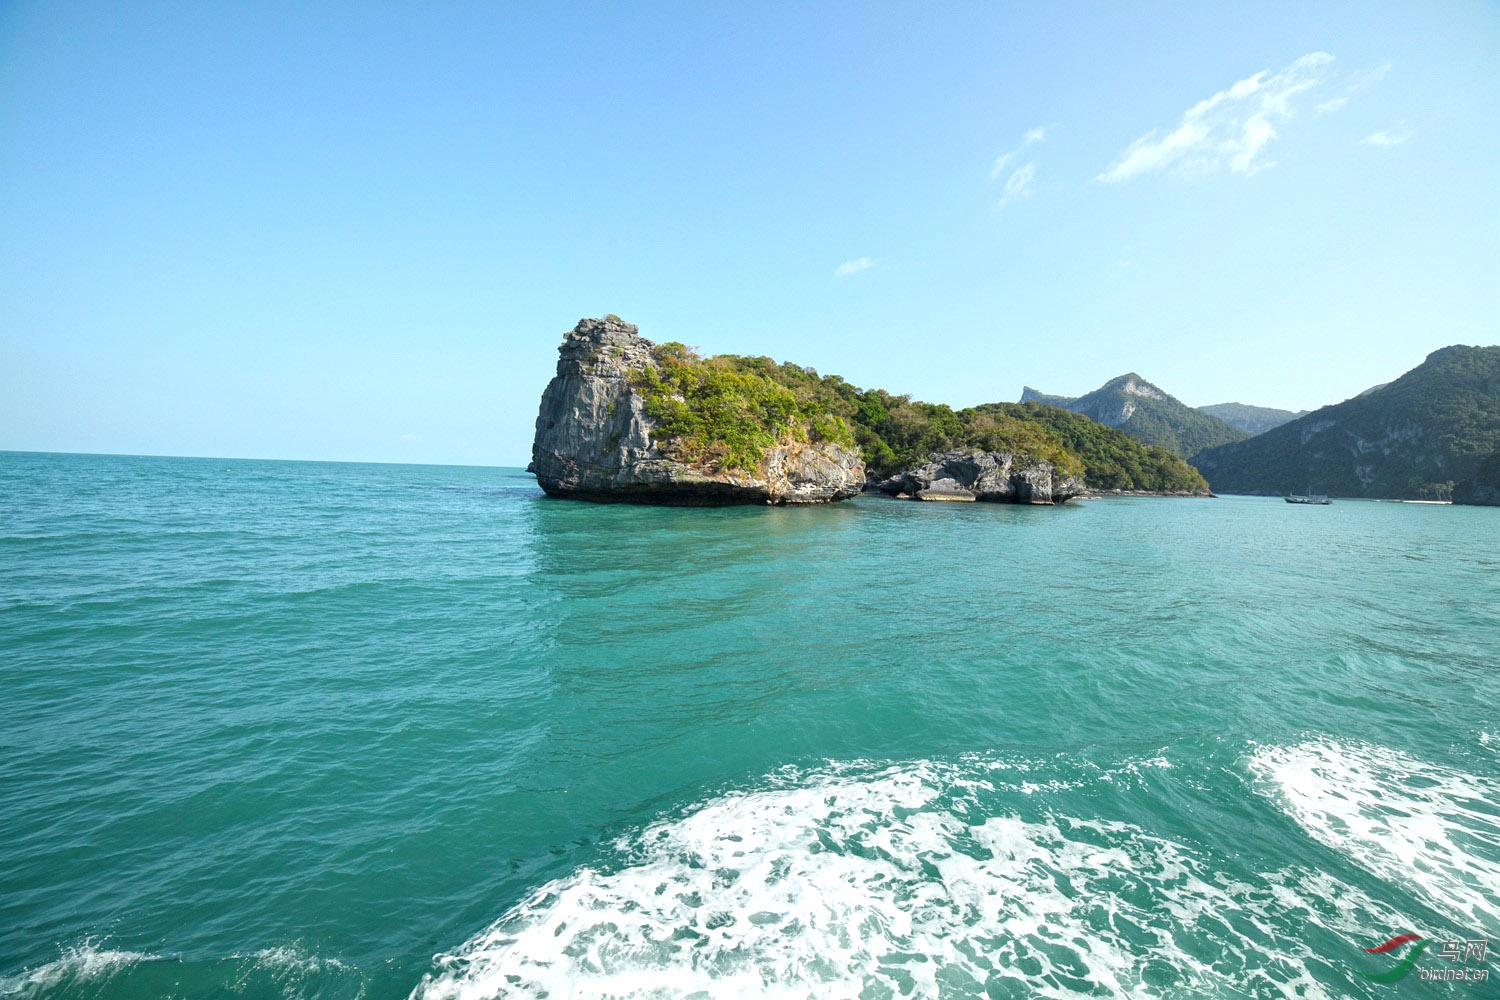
[529,317,865,504]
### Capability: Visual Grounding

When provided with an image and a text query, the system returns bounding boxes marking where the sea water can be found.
[1,452,1496,998]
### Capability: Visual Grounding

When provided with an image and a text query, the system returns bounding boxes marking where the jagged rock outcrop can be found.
[872,451,1085,505]
[529,317,865,504]
[1070,373,1170,426]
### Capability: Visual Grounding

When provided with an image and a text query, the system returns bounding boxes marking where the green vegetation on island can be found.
[630,343,855,473]
[975,403,1212,493]
[1109,395,1248,460]
[633,342,1209,492]
[1192,345,1500,500]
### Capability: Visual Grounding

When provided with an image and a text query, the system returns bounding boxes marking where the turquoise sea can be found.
[2,451,1497,999]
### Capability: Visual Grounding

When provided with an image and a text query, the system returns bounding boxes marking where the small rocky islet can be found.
[528,316,1210,506]
[528,316,865,504]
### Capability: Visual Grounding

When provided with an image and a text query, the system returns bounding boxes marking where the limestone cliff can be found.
[529,317,865,504]
[871,451,1085,505]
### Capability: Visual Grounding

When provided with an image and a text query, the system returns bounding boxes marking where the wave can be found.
[0,943,153,997]
[1249,738,1500,934]
[234,946,363,996]
[413,756,1407,999]
[0,941,365,1000]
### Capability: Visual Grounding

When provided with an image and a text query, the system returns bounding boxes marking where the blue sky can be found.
[2,2,1497,465]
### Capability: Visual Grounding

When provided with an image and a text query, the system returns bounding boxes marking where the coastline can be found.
[1079,488,1217,499]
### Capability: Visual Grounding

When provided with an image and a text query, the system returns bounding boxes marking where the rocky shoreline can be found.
[1080,488,1218,499]
[866,450,1083,505]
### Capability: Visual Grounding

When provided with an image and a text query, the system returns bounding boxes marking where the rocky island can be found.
[530,316,864,504]
[530,317,1210,506]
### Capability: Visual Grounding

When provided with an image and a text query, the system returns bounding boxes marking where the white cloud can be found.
[989,127,1048,210]
[1098,52,1334,182]
[997,162,1037,208]
[1360,128,1412,148]
[990,126,1047,179]
[1347,61,1393,90]
[1317,61,1392,118]
[1317,61,1393,118]
[834,257,873,278]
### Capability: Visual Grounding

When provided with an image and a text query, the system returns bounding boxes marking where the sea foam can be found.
[414,757,1406,999]
[1249,738,1500,934]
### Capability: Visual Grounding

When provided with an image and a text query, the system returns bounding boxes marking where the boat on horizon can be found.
[1285,493,1332,505]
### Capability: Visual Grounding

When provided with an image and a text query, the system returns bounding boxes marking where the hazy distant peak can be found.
[1197,402,1307,435]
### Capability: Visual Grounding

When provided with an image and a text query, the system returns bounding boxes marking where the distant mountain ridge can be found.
[1191,345,1500,500]
[1019,387,1078,409]
[1197,402,1307,436]
[1019,374,1248,459]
